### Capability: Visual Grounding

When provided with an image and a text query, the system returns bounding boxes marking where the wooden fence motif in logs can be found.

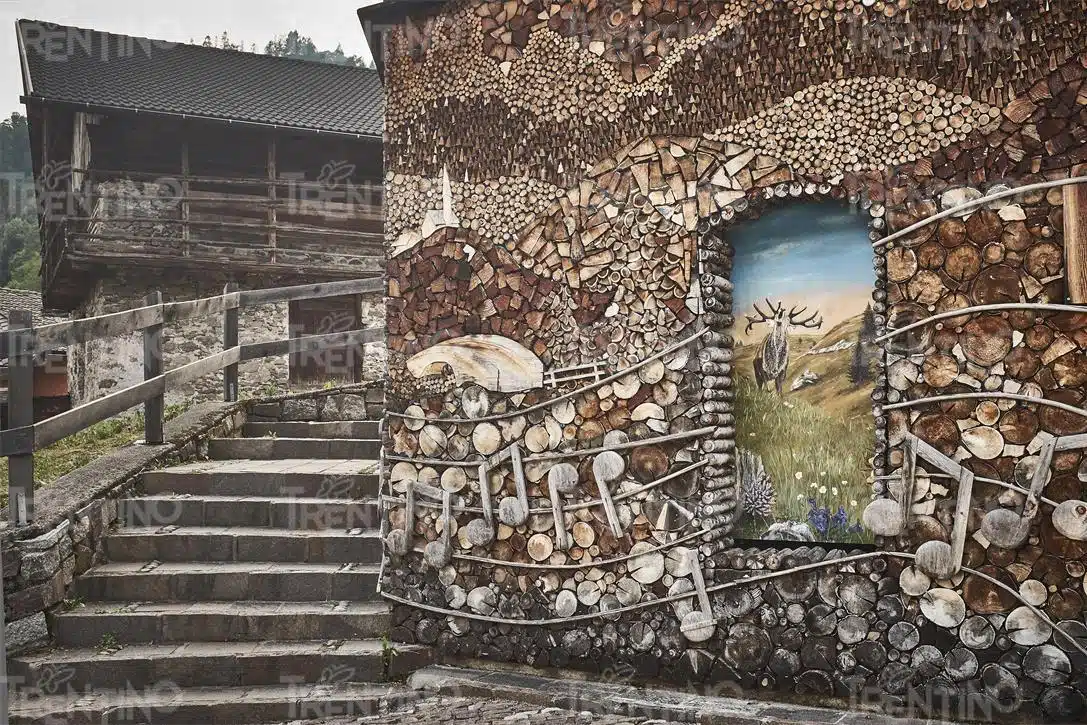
[0,277,382,525]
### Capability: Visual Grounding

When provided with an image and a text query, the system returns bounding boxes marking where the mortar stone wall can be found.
[68,267,386,408]
[68,269,288,407]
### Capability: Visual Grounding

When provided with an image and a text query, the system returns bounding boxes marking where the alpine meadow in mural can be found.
[730,203,876,544]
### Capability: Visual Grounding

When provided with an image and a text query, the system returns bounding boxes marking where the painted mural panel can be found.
[729,203,876,543]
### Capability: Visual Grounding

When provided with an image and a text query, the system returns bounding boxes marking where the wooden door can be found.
[288,295,362,386]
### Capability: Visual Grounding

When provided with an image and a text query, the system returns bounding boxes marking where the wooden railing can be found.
[0,277,383,526]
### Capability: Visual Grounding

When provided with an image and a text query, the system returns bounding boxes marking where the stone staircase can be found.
[9,408,430,724]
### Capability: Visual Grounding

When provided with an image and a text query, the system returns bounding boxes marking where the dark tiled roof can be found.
[17,20,384,137]
[0,288,65,331]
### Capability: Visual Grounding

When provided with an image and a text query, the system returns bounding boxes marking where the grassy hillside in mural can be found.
[727,202,876,543]
[732,372,874,544]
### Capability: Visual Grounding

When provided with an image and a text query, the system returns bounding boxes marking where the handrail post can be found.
[8,310,34,526]
[143,291,164,444]
[223,283,239,402]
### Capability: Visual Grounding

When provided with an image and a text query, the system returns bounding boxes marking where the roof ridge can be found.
[16,18,377,76]
[17,18,384,136]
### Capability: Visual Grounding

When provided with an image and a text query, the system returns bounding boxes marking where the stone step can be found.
[243,420,381,439]
[141,459,379,498]
[10,639,432,691]
[121,495,381,530]
[52,600,393,647]
[208,437,381,461]
[104,527,383,564]
[73,562,380,602]
[11,682,416,725]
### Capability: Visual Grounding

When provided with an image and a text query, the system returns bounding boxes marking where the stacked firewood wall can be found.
[378,0,1087,720]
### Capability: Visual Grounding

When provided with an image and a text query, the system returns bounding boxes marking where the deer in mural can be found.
[744,299,823,394]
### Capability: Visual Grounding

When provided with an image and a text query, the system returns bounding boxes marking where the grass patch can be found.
[734,375,874,544]
[0,404,186,505]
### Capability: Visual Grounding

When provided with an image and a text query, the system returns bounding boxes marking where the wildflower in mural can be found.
[738,448,775,518]
[729,202,875,544]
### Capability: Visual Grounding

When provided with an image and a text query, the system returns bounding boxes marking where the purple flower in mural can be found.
[807,498,829,537]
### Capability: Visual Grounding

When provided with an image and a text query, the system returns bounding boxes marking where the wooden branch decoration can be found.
[424,490,454,569]
[679,549,716,643]
[981,438,1056,549]
[463,461,496,547]
[496,443,530,527]
[1064,182,1087,304]
[386,480,415,557]
[548,462,579,551]
[593,451,626,539]
[916,463,974,581]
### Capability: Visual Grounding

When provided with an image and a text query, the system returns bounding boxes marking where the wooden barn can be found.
[17,20,386,404]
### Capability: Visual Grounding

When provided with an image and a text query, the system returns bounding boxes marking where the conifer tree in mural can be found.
[730,203,876,543]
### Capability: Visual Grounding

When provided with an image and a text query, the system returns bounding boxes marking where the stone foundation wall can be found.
[69,268,287,407]
[246,381,386,422]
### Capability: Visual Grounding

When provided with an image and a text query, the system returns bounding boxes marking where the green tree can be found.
[848,332,870,387]
[1,217,38,289]
[0,113,32,174]
[265,30,372,67]
[196,32,256,53]
[0,113,36,288]
[7,241,40,290]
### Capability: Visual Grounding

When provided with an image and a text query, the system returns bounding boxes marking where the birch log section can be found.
[1065,183,1087,304]
[981,438,1055,548]
[424,491,454,568]
[593,451,627,538]
[387,480,415,556]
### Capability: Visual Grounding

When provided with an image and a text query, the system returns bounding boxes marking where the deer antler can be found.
[788,305,823,329]
[745,299,776,334]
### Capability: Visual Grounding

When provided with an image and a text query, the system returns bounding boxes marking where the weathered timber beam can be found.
[72,166,384,193]
[239,328,382,361]
[64,249,383,277]
[64,216,385,240]
[68,233,383,254]
[239,278,384,306]
[1065,183,1087,303]
[31,377,165,452]
[0,304,163,360]
[162,293,241,323]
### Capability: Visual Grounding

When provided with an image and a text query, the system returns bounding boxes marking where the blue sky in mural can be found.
[730,202,874,317]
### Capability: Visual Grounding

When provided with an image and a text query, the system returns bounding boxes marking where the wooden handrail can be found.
[0,326,382,458]
[0,278,382,360]
[0,276,384,525]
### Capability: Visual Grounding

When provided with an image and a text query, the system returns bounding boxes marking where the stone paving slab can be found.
[399,666,958,725]
[275,695,689,725]
[11,682,416,725]
[161,459,379,475]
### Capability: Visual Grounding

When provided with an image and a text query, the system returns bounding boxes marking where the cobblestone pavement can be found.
[278,694,681,724]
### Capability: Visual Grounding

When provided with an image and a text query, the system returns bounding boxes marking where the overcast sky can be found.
[0,0,377,117]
